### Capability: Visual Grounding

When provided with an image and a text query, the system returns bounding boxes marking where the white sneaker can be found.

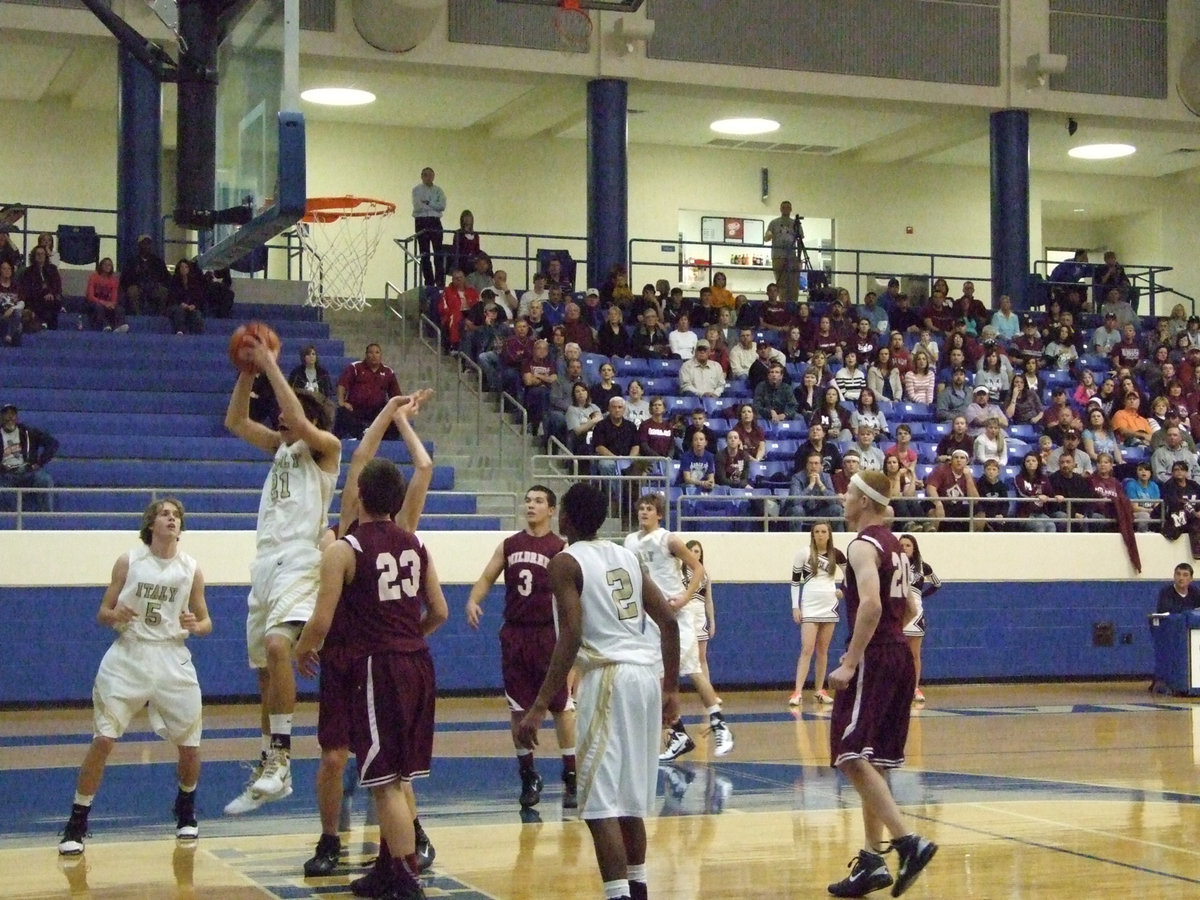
[115,324,130,334]
[223,758,293,815]
[658,730,696,762]
[252,748,292,797]
[710,721,735,757]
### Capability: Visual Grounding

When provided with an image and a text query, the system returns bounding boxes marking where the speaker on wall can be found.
[761,167,769,201]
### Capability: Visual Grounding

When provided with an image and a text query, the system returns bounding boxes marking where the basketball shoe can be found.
[709,720,735,756]
[562,769,578,809]
[57,809,89,856]
[303,833,342,877]
[174,789,198,841]
[252,747,291,796]
[827,849,893,897]
[225,757,294,815]
[415,822,436,871]
[658,729,695,761]
[519,769,543,808]
[889,834,937,896]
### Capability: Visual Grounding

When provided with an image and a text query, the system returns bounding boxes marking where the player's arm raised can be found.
[295,541,354,677]
[420,552,450,637]
[340,394,410,535]
[465,542,506,629]
[180,567,212,636]
[250,338,340,471]
[667,534,705,611]
[394,389,436,533]
[96,553,134,629]
[827,540,882,690]
[641,564,681,726]
[516,553,584,749]
[225,368,282,454]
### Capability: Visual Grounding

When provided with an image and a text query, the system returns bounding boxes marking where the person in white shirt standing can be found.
[57,497,211,856]
[518,482,679,900]
[625,493,734,762]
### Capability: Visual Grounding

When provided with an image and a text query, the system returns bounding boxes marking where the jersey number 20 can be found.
[377,550,421,601]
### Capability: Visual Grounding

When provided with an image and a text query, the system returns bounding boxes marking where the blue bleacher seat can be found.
[768,419,808,439]
[903,422,928,440]
[613,357,651,377]
[1009,423,1036,441]
[927,421,952,437]
[764,439,798,461]
[650,357,683,376]
[749,460,790,484]
[896,402,934,421]
[666,396,701,416]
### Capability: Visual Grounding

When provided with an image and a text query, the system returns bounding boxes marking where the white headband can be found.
[850,472,890,507]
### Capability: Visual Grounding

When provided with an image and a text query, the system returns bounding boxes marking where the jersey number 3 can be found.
[606,568,638,621]
[377,550,421,601]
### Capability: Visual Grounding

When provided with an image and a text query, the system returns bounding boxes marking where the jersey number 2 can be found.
[377,550,421,601]
[606,568,638,621]
[889,553,911,600]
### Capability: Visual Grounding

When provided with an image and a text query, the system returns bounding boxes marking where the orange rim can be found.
[302,196,396,224]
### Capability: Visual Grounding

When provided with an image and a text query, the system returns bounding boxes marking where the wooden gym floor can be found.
[2,681,1199,899]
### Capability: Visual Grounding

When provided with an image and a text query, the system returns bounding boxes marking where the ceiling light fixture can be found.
[301,87,376,107]
[1068,143,1135,160]
[710,117,780,136]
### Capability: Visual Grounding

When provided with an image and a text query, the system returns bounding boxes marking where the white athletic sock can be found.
[178,783,197,794]
[706,704,722,718]
[559,746,575,756]
[602,879,630,899]
[268,714,293,738]
[627,863,647,883]
[73,792,95,808]
[516,748,532,758]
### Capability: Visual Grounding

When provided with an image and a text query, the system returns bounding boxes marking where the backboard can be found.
[198,0,305,270]
[497,0,645,9]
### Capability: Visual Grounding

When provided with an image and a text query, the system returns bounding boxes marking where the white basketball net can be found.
[294,199,394,312]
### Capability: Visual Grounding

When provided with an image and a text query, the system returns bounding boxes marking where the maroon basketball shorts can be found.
[829,642,916,769]
[500,623,571,714]
[349,650,437,787]
[317,646,355,751]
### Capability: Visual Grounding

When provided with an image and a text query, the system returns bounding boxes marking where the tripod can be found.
[794,214,813,272]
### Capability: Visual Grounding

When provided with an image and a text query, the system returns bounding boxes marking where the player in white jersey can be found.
[57,497,211,856]
[624,492,733,761]
[517,482,679,900]
[224,336,341,814]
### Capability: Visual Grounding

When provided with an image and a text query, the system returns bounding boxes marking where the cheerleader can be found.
[684,540,716,687]
[788,521,846,705]
[900,532,941,703]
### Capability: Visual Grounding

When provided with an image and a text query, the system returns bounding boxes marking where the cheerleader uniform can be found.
[684,569,711,641]
[790,548,846,623]
[902,560,942,637]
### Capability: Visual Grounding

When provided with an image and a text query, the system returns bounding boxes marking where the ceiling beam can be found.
[846,114,988,165]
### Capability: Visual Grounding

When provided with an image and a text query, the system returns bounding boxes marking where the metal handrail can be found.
[394,228,590,294]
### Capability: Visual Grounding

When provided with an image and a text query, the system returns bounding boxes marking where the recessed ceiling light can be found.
[710,117,780,136]
[301,87,376,107]
[1074,208,1086,213]
[1068,143,1136,160]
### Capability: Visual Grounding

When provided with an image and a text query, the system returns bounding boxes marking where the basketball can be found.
[228,321,281,374]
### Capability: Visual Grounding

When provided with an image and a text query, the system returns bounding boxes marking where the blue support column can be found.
[587,79,628,290]
[117,47,162,268]
[990,109,1030,310]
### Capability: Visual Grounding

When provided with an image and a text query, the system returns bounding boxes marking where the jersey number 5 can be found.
[377,550,421,601]
[606,568,638,621]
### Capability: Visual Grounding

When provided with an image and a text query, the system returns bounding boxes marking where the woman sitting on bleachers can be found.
[1013,451,1056,533]
[867,346,902,401]
[19,245,63,330]
[703,325,730,374]
[833,349,866,403]
[166,259,204,335]
[976,345,1014,401]
[588,361,623,410]
[782,325,806,364]
[565,382,603,454]
[1043,324,1079,373]
[597,304,631,358]
[794,368,821,418]
[732,403,767,461]
[812,386,851,441]
[903,350,935,404]
[0,260,22,347]
[85,257,126,333]
[287,344,335,404]
[1005,373,1044,426]
[850,388,890,439]
[1082,405,1124,468]
[624,380,650,427]
[715,428,752,488]
[884,453,924,528]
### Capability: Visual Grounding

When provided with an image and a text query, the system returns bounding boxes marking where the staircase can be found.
[320,294,532,530]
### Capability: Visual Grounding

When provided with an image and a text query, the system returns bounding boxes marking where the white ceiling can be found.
[3,17,1200,188]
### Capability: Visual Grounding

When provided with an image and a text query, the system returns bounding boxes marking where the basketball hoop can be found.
[553,0,592,52]
[294,196,396,312]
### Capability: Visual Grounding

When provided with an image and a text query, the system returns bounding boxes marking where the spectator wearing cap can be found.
[1092,313,1122,355]
[1151,407,1195,451]
[925,448,979,532]
[1048,428,1093,475]
[489,270,519,320]
[935,414,973,462]
[678,341,726,398]
[990,294,1020,342]
[668,313,698,360]
[0,403,57,513]
[965,385,1008,437]
[581,287,605,330]
[1011,317,1045,363]
[1047,452,1103,530]
[1043,389,1084,444]
[119,234,169,315]
[1112,391,1153,447]
[748,340,789,390]
[462,302,503,365]
[935,366,971,422]
[889,291,923,335]
[1151,426,1197,482]
[856,290,890,334]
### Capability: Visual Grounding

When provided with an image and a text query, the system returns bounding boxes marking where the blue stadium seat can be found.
[764,439,798,461]
[613,357,651,377]
[896,402,934,421]
[1009,423,1036,441]
[666,396,701,416]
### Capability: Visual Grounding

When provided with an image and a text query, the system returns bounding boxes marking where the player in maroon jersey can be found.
[466,485,576,810]
[302,391,438,892]
[826,470,937,899]
[296,458,449,900]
